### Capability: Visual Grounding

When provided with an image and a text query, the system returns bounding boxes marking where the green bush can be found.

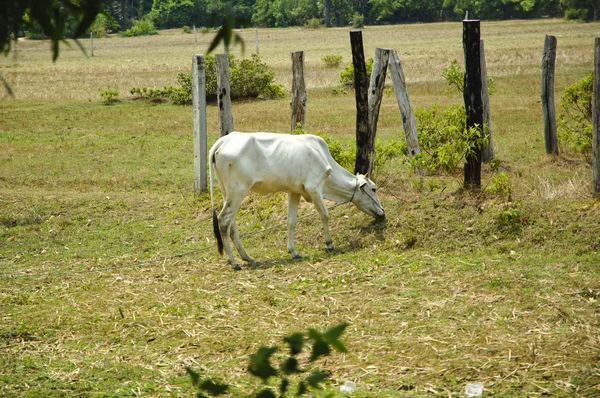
[131,54,284,105]
[322,54,343,68]
[340,58,374,88]
[485,172,513,202]
[182,25,192,34]
[99,88,119,105]
[305,18,323,29]
[411,104,488,174]
[558,72,593,156]
[120,17,158,37]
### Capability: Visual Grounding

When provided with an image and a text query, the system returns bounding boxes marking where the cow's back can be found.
[213,132,332,195]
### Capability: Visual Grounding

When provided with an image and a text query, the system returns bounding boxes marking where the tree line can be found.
[103,0,596,30]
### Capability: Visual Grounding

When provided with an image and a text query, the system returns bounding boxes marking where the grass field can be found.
[1,19,600,397]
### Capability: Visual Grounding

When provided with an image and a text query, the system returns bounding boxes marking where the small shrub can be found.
[322,54,343,68]
[558,72,592,156]
[564,8,589,21]
[182,25,192,34]
[340,58,374,88]
[497,202,525,234]
[305,18,322,29]
[100,88,119,105]
[120,18,158,37]
[486,173,513,202]
[411,104,488,174]
[260,83,286,99]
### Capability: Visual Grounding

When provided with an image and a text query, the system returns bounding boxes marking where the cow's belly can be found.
[250,180,305,195]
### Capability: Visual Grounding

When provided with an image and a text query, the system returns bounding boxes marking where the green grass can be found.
[1,19,600,397]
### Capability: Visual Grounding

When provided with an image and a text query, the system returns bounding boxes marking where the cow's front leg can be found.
[287,193,302,259]
[306,190,333,252]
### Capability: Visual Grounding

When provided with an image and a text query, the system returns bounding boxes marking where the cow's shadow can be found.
[244,217,387,270]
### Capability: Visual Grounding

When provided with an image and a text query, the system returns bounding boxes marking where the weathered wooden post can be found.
[290,51,306,133]
[388,50,420,159]
[255,28,259,54]
[216,53,234,137]
[463,19,484,188]
[541,35,558,155]
[593,38,600,194]
[90,32,94,57]
[480,39,494,162]
[193,25,197,43]
[350,30,371,175]
[192,54,207,193]
[366,48,390,173]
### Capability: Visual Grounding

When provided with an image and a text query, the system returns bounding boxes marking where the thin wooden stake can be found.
[541,35,558,155]
[192,54,207,193]
[350,30,370,175]
[367,48,390,174]
[593,38,600,194]
[388,50,420,158]
[290,51,306,133]
[216,54,234,137]
[480,39,494,162]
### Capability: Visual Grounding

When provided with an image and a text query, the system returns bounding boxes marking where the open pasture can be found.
[1,19,600,397]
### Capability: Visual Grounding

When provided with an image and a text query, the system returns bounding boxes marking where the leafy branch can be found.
[187,323,349,397]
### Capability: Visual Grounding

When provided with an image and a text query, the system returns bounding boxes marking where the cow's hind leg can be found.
[287,193,302,259]
[230,219,255,264]
[218,188,248,270]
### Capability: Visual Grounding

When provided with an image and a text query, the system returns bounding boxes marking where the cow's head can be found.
[352,174,385,219]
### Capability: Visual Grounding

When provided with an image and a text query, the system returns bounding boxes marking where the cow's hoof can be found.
[232,264,242,271]
[291,253,302,259]
[325,244,334,252]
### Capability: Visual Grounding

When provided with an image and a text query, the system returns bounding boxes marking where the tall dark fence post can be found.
[463,20,484,188]
[350,30,370,175]
[593,38,600,194]
[541,35,558,155]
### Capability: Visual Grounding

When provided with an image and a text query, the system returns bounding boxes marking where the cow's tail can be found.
[209,145,224,256]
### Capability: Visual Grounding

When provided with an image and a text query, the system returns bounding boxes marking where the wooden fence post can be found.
[388,50,420,158]
[216,53,234,137]
[350,30,371,175]
[90,32,94,57]
[192,54,207,193]
[463,20,484,188]
[541,35,558,155]
[366,48,390,173]
[593,38,600,194]
[290,51,306,133]
[480,39,494,162]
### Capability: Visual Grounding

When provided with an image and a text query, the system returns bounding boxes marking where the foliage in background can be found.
[1,0,103,61]
[119,17,158,37]
[442,60,495,95]
[339,58,374,88]
[130,54,284,105]
[558,72,593,157]
[187,323,348,397]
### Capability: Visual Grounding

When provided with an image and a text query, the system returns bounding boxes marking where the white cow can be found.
[209,132,385,270]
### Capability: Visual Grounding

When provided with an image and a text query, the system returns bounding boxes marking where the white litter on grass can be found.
[465,382,484,397]
[340,381,356,393]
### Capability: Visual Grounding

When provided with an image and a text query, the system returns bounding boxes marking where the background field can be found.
[1,19,599,397]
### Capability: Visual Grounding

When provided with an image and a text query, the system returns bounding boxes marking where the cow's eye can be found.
[372,188,376,192]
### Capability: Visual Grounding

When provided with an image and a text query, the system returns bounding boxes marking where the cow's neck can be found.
[322,164,357,203]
